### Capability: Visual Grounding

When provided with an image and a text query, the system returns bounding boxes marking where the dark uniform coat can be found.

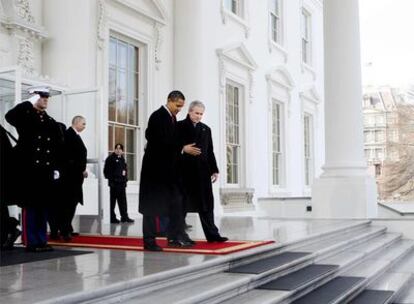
[0,124,16,205]
[64,127,87,205]
[103,153,128,187]
[177,116,219,212]
[5,101,64,207]
[139,106,181,216]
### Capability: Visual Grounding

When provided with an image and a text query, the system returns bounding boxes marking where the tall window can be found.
[108,37,139,180]
[304,114,313,186]
[301,8,311,64]
[226,83,241,184]
[270,0,282,44]
[224,0,242,17]
[272,101,282,186]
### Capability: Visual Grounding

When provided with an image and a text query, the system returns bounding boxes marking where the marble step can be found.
[349,272,412,304]
[120,227,392,304]
[45,220,372,304]
[219,235,408,304]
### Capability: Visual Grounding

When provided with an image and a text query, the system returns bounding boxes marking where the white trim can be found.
[112,0,168,25]
[220,0,250,38]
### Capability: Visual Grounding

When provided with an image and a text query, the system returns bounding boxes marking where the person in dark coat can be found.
[0,124,21,250]
[5,86,64,252]
[104,143,134,224]
[139,90,201,251]
[56,116,88,241]
[177,101,228,242]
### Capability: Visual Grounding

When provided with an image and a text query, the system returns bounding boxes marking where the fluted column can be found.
[311,0,378,218]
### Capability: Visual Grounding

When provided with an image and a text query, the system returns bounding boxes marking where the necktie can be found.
[171,115,176,124]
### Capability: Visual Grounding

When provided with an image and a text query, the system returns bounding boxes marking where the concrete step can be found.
[62,221,372,304]
[219,232,401,304]
[121,226,392,304]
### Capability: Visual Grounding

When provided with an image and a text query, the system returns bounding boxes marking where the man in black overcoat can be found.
[58,115,88,241]
[177,101,227,242]
[5,86,64,252]
[139,90,201,251]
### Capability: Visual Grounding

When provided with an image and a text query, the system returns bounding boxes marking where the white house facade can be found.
[1,0,332,222]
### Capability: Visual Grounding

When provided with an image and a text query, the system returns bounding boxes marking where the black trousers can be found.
[142,185,186,245]
[49,202,76,236]
[110,185,128,220]
[198,210,220,241]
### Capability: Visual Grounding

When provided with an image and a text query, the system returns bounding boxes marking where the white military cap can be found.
[27,85,61,97]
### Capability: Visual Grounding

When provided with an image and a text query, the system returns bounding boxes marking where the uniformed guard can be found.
[5,86,64,252]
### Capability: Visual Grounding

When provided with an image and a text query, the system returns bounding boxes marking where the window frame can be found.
[107,35,141,181]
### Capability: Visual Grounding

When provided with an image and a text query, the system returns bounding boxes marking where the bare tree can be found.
[379,104,414,200]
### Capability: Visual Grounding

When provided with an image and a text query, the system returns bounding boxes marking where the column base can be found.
[311,175,378,218]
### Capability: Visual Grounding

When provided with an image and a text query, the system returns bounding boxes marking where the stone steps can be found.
[118,225,397,304]
[51,220,370,304]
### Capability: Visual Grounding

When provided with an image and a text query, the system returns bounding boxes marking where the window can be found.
[375,164,381,177]
[226,83,241,184]
[301,8,311,64]
[270,0,282,44]
[272,100,283,186]
[108,37,139,180]
[375,130,384,142]
[304,114,313,186]
[224,0,243,17]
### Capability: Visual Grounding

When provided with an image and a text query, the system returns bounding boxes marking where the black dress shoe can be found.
[49,233,60,241]
[62,234,73,242]
[207,236,229,243]
[111,218,120,224]
[183,238,196,245]
[184,223,193,230]
[71,232,80,237]
[144,243,163,251]
[168,239,194,248]
[121,218,135,223]
[38,244,54,252]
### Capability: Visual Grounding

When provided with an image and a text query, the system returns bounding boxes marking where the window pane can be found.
[109,38,117,67]
[117,71,127,123]
[126,128,135,153]
[108,124,114,151]
[114,125,125,148]
[226,145,233,183]
[117,41,128,69]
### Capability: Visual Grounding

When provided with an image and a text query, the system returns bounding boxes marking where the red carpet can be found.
[48,235,274,255]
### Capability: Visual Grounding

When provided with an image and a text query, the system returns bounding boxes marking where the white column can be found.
[311,0,378,218]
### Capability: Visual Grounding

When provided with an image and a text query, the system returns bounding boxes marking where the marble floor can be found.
[0,215,366,304]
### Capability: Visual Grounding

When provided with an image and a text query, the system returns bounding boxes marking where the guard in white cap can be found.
[5,86,65,252]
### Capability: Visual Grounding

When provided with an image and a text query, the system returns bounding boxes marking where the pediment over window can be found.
[217,43,257,70]
[300,86,321,104]
[266,66,295,90]
[114,0,168,25]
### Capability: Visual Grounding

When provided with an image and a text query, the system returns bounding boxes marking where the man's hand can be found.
[183,143,201,156]
[83,170,88,178]
[53,170,60,180]
[28,94,40,105]
[211,173,219,183]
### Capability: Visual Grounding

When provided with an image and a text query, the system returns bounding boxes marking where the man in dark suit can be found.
[5,86,64,252]
[139,90,201,251]
[59,115,88,241]
[177,101,227,243]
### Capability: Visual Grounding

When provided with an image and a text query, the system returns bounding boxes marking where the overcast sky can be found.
[359,0,414,87]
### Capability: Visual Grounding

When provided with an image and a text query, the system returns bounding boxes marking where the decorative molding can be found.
[17,36,35,75]
[301,62,317,80]
[217,43,257,102]
[300,85,321,105]
[153,22,162,70]
[97,0,106,49]
[220,188,254,206]
[113,0,167,25]
[266,66,295,91]
[14,0,35,24]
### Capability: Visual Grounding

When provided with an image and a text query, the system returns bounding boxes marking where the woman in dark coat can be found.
[177,101,227,242]
[104,143,134,224]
